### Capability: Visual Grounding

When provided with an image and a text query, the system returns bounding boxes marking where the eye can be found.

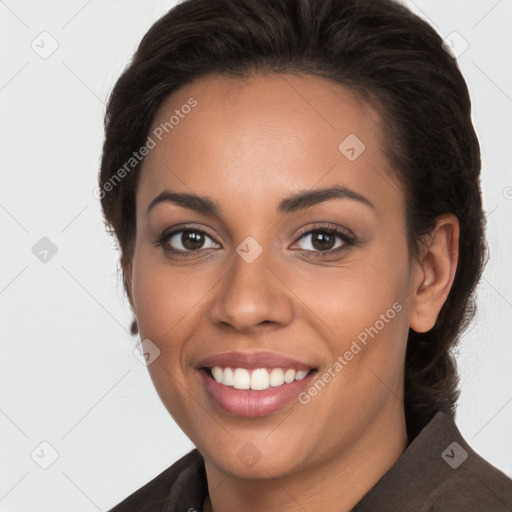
[154,224,356,258]
[292,225,355,254]
[155,227,220,255]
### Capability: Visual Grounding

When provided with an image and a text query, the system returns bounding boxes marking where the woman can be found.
[98,0,512,510]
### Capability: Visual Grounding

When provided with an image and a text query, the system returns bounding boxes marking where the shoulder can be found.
[107,449,206,512]
[417,411,512,511]
[425,433,512,512]
[353,409,512,512]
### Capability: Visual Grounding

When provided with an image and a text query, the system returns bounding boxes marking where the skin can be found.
[122,73,459,512]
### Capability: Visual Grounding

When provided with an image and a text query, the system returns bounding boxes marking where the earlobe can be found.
[409,214,459,333]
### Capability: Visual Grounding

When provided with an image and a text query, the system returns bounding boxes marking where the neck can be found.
[203,404,408,512]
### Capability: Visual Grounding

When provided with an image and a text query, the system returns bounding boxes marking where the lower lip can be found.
[198,368,317,418]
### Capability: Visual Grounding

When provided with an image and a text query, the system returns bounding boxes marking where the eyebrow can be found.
[279,185,374,213]
[146,185,374,216]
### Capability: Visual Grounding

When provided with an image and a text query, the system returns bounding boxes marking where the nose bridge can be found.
[209,241,293,331]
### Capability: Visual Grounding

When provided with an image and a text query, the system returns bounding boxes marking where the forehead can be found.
[137,72,401,216]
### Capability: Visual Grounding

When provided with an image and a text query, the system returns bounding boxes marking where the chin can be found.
[202,443,306,480]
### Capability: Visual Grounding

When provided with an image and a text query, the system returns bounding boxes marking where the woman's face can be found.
[128,73,419,479]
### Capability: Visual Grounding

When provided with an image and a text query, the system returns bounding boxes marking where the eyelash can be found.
[153,223,357,258]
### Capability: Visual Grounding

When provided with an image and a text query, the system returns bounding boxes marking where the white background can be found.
[1,0,511,510]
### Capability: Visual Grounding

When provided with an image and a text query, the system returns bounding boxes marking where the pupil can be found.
[312,232,335,251]
[182,230,204,250]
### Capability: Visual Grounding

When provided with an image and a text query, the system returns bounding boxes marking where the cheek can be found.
[130,256,197,390]
[130,255,209,428]
[341,256,410,389]
[294,255,409,339]
[131,251,214,341]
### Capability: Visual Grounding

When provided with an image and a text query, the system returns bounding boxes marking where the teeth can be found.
[209,367,311,390]
[269,368,285,387]
[223,367,234,386]
[212,367,223,382]
[233,368,250,390]
[250,369,269,390]
[284,369,296,383]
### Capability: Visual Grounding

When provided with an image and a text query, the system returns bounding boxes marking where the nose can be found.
[208,248,294,333]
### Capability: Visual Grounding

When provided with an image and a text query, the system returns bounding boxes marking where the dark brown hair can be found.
[98,0,486,439]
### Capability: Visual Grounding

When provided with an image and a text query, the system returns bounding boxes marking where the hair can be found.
[98,0,487,439]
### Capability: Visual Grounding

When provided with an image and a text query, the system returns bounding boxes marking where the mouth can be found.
[198,365,318,417]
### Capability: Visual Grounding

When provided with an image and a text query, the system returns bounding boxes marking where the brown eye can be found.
[159,228,220,253]
[295,229,347,252]
[310,232,337,251]
[180,230,206,250]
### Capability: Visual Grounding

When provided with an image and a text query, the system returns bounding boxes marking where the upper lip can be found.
[196,351,316,371]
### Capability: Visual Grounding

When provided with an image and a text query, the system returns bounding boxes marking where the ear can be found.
[120,253,136,314]
[409,214,459,333]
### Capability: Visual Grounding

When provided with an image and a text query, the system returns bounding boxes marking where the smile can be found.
[195,351,318,417]
[198,367,318,418]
